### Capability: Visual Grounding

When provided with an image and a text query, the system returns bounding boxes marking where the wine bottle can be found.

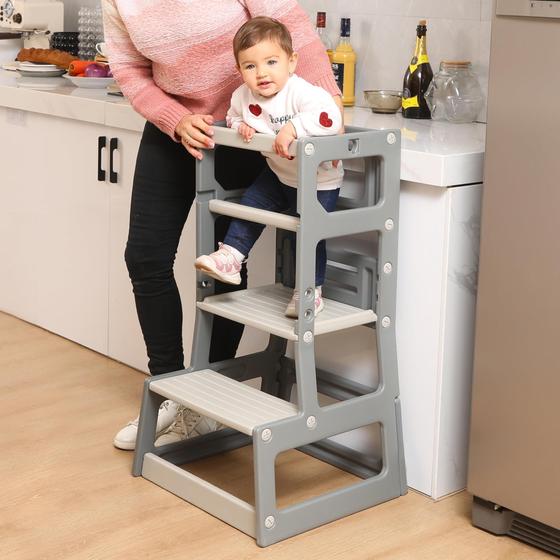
[402,19,433,119]
[315,11,333,61]
[331,18,356,107]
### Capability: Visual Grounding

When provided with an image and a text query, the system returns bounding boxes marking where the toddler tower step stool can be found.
[132,125,407,547]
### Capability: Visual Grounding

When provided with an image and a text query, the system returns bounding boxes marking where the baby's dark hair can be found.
[233,16,293,63]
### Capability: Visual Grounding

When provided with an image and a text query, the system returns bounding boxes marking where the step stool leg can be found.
[132,379,165,476]
[253,427,279,547]
[394,397,408,495]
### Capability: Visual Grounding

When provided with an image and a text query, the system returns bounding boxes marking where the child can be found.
[195,16,343,317]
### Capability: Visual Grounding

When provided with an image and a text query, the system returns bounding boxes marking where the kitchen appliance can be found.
[0,0,63,49]
[467,0,560,556]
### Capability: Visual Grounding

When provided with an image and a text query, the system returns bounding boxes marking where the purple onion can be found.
[84,63,108,78]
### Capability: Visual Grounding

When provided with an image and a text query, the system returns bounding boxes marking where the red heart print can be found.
[249,104,262,116]
[319,111,333,127]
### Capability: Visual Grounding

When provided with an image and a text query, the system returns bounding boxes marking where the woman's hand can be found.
[175,114,215,160]
[273,122,297,159]
[238,122,256,143]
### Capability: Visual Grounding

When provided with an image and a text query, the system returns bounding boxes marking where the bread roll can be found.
[16,48,76,69]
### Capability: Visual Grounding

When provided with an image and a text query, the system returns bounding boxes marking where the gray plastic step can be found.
[149,369,298,435]
[197,283,377,341]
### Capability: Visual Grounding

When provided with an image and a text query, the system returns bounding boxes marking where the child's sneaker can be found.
[285,287,324,318]
[194,243,243,285]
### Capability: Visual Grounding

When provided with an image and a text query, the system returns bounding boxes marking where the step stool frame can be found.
[132,125,407,547]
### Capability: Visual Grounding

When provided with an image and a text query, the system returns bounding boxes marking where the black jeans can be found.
[125,122,266,375]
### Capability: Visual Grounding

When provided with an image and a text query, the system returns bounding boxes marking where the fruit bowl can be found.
[63,73,115,89]
[363,90,402,114]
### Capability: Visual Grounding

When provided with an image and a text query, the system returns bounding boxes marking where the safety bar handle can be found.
[211,126,297,157]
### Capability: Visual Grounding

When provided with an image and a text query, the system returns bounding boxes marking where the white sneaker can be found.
[285,287,324,318]
[194,242,243,285]
[113,399,180,451]
[155,406,223,446]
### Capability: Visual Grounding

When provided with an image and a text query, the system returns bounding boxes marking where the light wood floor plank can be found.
[0,312,551,559]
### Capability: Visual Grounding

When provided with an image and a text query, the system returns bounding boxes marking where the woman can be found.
[102,0,342,450]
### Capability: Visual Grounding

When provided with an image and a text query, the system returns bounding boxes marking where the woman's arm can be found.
[101,0,191,139]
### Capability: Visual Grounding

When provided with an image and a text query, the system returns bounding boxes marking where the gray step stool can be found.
[132,124,407,547]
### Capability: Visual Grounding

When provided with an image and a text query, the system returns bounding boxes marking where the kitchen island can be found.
[0,69,485,499]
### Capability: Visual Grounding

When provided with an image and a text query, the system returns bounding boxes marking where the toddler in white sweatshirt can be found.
[195,16,343,317]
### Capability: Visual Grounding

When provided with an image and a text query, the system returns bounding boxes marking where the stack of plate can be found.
[16,62,66,78]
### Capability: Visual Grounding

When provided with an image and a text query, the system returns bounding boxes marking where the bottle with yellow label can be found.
[402,19,433,119]
[331,18,356,106]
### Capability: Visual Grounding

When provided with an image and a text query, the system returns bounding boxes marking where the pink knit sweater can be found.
[102,0,340,139]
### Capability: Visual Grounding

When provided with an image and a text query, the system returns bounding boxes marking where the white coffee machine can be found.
[0,0,63,48]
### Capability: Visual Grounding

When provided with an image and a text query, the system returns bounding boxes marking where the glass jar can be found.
[425,61,484,123]
[78,6,104,60]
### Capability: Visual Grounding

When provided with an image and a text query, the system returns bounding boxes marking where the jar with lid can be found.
[424,61,484,123]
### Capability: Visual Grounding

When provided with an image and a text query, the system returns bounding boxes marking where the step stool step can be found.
[209,200,299,232]
[197,283,377,341]
[149,369,298,436]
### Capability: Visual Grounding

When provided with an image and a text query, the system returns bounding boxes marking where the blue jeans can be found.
[223,166,340,286]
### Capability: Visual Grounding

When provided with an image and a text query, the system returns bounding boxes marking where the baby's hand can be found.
[273,122,297,159]
[238,123,256,143]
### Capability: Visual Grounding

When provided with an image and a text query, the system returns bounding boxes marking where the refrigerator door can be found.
[467,2,560,545]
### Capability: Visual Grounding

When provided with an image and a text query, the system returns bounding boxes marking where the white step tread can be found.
[197,283,377,341]
[149,369,298,435]
[209,200,299,232]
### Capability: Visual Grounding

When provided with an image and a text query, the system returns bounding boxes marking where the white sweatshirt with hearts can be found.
[226,75,343,190]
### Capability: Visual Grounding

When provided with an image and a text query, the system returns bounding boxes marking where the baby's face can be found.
[237,39,298,98]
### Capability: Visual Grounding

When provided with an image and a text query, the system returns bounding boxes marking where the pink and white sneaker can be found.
[285,287,324,318]
[194,243,243,285]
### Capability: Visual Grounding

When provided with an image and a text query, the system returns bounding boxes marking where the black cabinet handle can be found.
[109,137,119,183]
[97,136,106,181]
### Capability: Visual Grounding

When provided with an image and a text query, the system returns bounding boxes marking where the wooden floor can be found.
[0,312,552,560]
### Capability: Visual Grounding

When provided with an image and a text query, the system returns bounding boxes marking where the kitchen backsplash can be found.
[62,0,491,122]
[299,0,491,121]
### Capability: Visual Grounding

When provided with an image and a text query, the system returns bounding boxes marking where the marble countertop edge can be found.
[0,70,486,187]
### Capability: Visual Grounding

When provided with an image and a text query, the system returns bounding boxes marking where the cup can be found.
[95,42,107,57]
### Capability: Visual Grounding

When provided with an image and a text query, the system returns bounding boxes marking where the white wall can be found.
[298,0,491,121]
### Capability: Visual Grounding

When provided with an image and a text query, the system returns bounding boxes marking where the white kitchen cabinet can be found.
[0,107,110,354]
[396,181,481,498]
[0,104,205,373]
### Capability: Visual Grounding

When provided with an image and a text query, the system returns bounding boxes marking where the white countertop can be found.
[0,69,486,187]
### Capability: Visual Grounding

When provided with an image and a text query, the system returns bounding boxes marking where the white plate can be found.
[17,68,66,77]
[20,61,59,69]
[63,73,115,89]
